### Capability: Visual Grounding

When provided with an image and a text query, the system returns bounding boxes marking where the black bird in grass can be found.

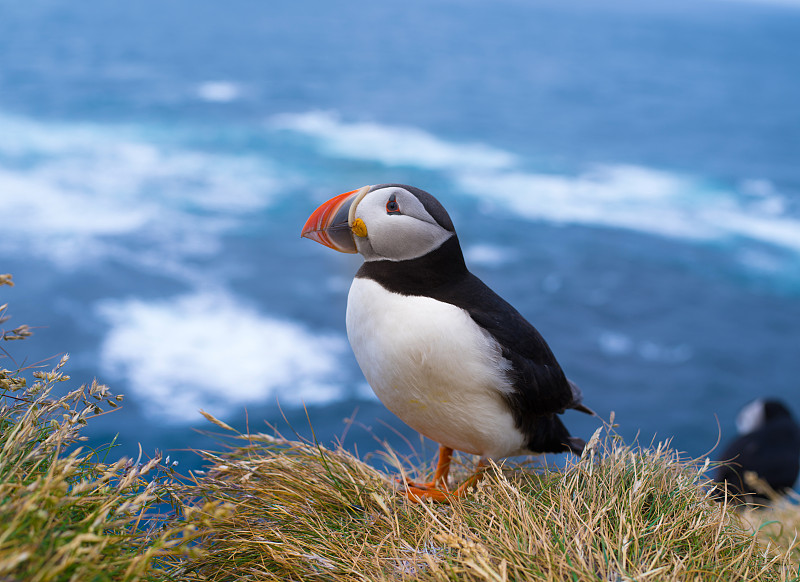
[714,398,800,504]
[301,184,596,502]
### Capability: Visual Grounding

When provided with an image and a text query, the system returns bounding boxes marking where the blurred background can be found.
[1,0,799,476]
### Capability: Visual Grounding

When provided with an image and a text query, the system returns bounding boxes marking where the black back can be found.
[714,406,800,503]
[356,235,584,454]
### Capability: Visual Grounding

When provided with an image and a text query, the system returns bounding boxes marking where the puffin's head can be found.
[301,184,456,261]
[735,398,794,435]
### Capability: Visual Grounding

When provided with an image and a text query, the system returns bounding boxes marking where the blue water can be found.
[2,0,799,474]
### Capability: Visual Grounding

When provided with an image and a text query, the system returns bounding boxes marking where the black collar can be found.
[355,236,467,296]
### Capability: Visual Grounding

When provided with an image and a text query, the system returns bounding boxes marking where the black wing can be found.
[714,420,800,498]
[440,272,576,414]
[432,272,590,453]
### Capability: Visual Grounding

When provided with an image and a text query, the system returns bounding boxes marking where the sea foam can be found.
[463,244,516,267]
[0,113,282,269]
[598,330,693,364]
[195,81,244,103]
[456,168,800,254]
[98,291,349,422]
[269,111,517,172]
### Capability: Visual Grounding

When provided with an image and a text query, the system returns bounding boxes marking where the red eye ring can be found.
[386,194,401,214]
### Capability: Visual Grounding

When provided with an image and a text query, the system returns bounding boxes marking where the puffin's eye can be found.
[386,194,401,215]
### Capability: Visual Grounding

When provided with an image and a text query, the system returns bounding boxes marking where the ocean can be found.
[1,0,799,475]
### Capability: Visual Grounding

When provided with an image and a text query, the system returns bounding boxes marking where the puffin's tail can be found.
[566,436,586,455]
[567,379,598,417]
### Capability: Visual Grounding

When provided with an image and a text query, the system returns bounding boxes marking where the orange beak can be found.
[301,187,368,253]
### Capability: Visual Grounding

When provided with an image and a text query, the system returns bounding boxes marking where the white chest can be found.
[345,277,525,458]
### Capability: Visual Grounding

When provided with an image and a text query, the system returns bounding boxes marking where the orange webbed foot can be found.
[397,446,487,504]
[396,444,453,500]
[400,472,485,503]
[396,477,437,491]
[402,484,454,503]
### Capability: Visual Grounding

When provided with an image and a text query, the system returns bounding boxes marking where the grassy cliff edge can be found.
[1,274,799,581]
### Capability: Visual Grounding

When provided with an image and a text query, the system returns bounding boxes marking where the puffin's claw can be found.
[402,484,454,503]
[395,477,440,491]
[399,466,487,504]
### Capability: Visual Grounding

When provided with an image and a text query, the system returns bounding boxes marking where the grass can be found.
[159,420,800,581]
[741,489,800,575]
[0,275,219,581]
[2,272,800,581]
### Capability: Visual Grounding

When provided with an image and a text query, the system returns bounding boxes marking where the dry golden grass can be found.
[741,487,800,574]
[162,418,800,582]
[0,275,213,581]
[3,272,800,581]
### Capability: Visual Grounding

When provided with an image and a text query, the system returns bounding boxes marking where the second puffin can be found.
[302,184,595,502]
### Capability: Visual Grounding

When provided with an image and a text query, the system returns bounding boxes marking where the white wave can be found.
[457,166,719,240]
[0,114,282,268]
[463,244,516,267]
[736,248,786,275]
[598,331,693,364]
[0,167,154,236]
[456,166,800,254]
[98,291,349,423]
[269,110,517,172]
[195,81,243,103]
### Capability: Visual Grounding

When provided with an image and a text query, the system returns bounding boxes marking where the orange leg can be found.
[400,445,453,491]
[401,447,487,503]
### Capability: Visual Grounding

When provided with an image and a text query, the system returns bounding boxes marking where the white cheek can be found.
[358,215,451,262]
[353,193,452,262]
[370,216,447,260]
[736,399,765,435]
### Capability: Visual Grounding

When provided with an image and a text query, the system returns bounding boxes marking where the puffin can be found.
[713,398,800,504]
[301,184,595,502]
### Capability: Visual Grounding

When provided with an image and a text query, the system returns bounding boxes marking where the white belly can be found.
[346,277,526,458]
